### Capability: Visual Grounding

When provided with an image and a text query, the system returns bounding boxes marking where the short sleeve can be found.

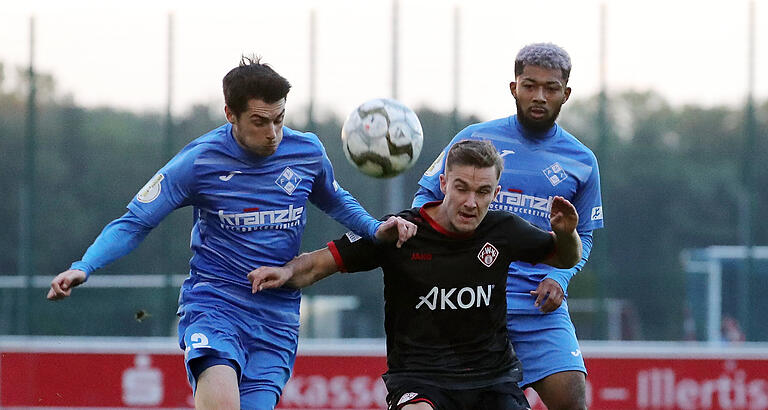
[329,231,384,273]
[505,215,556,265]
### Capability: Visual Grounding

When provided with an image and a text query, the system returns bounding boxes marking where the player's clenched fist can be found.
[47,269,86,300]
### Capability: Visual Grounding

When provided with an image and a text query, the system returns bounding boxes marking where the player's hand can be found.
[374,216,417,248]
[248,266,293,293]
[549,196,578,235]
[530,278,564,313]
[47,269,87,301]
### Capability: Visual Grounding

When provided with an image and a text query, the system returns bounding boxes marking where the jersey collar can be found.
[511,115,559,142]
[419,201,475,239]
[223,123,282,163]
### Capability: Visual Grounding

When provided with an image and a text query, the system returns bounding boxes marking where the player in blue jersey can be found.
[413,43,603,410]
[46,56,416,410]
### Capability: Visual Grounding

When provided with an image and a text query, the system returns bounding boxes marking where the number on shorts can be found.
[190,332,210,349]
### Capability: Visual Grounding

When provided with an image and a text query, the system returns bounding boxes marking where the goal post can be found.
[682,246,768,343]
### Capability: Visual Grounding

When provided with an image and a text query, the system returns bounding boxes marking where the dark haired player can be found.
[414,43,604,409]
[46,56,415,409]
[249,140,582,409]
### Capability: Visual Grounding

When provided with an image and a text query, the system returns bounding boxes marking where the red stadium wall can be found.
[1,338,767,409]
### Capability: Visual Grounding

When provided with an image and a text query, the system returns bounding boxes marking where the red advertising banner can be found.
[2,339,768,409]
[0,351,194,407]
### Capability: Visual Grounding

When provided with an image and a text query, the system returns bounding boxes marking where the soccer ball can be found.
[341,98,424,178]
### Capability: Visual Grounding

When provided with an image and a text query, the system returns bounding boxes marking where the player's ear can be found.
[563,86,572,104]
[494,185,501,198]
[509,81,517,98]
[224,105,236,124]
[439,174,447,195]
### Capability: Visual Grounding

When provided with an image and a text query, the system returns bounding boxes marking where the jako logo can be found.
[411,252,432,261]
[219,170,242,181]
[415,285,494,310]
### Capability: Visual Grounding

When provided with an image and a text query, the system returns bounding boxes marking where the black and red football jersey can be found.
[329,202,555,388]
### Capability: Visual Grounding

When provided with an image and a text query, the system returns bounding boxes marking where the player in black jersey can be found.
[248,140,582,410]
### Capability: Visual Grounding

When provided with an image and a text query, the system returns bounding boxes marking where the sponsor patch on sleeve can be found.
[398,392,419,405]
[591,206,603,221]
[345,231,362,243]
[136,174,164,203]
[423,151,445,177]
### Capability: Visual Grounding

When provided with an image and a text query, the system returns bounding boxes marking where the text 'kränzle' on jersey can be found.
[217,205,304,231]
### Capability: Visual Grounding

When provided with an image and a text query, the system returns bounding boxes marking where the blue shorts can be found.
[506,306,586,388]
[178,296,299,408]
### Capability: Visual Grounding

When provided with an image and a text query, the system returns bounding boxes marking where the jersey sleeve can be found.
[505,215,556,265]
[126,147,197,227]
[573,153,604,232]
[70,210,153,278]
[412,148,446,207]
[308,144,381,239]
[544,231,593,294]
[328,231,383,273]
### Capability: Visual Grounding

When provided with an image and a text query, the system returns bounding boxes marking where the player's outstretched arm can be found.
[374,216,417,248]
[47,269,87,301]
[248,248,339,293]
[542,196,582,269]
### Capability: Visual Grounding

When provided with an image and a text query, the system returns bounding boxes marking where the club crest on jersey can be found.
[275,167,301,195]
[136,174,164,203]
[542,162,568,186]
[477,242,499,267]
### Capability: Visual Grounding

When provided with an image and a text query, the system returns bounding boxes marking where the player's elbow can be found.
[559,253,581,269]
[551,233,582,269]
[283,278,305,289]
[558,244,583,269]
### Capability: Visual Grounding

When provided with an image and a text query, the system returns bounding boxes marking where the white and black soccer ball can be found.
[341,98,423,178]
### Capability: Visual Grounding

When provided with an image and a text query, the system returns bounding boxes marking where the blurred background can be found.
[1,0,767,345]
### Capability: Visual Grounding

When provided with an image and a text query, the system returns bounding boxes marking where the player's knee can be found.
[549,395,587,410]
[194,364,240,410]
[545,386,587,410]
[537,390,585,410]
[195,389,239,410]
[534,372,586,410]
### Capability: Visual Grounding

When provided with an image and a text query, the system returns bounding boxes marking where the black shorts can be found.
[386,381,530,410]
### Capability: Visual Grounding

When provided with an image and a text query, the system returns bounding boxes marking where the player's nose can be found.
[463,193,478,208]
[266,125,278,140]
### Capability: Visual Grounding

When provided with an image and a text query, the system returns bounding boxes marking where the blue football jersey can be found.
[77,123,380,325]
[414,115,604,311]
